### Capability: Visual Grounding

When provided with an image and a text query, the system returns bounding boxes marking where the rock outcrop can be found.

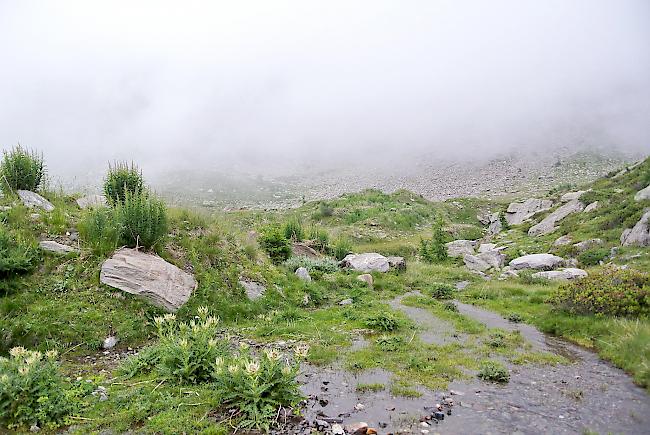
[446,240,476,258]
[463,249,505,272]
[340,253,389,273]
[505,198,553,225]
[100,248,197,311]
[76,194,107,209]
[532,268,587,281]
[528,200,584,236]
[560,190,588,202]
[509,253,564,271]
[621,210,650,247]
[583,201,599,213]
[39,240,78,254]
[635,185,650,202]
[17,190,54,211]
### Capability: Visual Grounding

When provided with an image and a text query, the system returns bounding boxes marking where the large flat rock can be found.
[635,185,650,202]
[340,253,389,273]
[17,190,54,211]
[509,253,564,271]
[100,248,196,311]
[528,200,584,236]
[505,198,553,225]
[532,268,587,281]
[621,210,650,247]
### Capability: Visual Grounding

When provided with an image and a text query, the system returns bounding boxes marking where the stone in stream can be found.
[76,194,107,209]
[505,198,553,225]
[100,248,197,311]
[620,210,650,247]
[532,268,588,281]
[634,185,650,201]
[446,240,477,258]
[528,200,585,236]
[17,190,54,211]
[295,267,311,281]
[340,253,389,273]
[509,253,564,271]
[39,240,78,254]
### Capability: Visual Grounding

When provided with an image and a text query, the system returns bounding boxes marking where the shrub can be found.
[0,348,71,428]
[365,312,400,332]
[116,189,167,249]
[420,215,448,263]
[549,267,650,317]
[78,207,121,257]
[283,218,304,241]
[259,226,292,264]
[154,308,227,384]
[426,282,455,299]
[0,227,38,280]
[577,248,610,266]
[316,202,334,218]
[443,301,458,312]
[0,145,45,193]
[213,347,305,431]
[477,360,509,383]
[283,256,339,274]
[309,227,330,253]
[507,313,523,323]
[103,161,144,205]
[332,237,353,261]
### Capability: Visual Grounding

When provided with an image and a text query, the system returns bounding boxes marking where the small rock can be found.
[30,424,40,432]
[583,201,599,213]
[17,190,54,211]
[39,240,78,255]
[357,274,373,287]
[634,185,650,202]
[387,256,406,271]
[331,424,345,435]
[455,281,470,290]
[553,235,573,247]
[238,279,266,300]
[295,267,311,282]
[354,403,365,411]
[433,411,445,420]
[345,422,368,435]
[102,336,119,349]
[339,298,353,306]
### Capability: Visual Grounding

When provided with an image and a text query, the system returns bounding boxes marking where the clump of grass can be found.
[376,335,405,351]
[507,313,523,323]
[356,383,385,392]
[78,207,121,257]
[332,236,353,261]
[103,161,144,205]
[577,247,610,266]
[477,360,509,383]
[115,189,168,250]
[426,282,455,299]
[283,218,304,241]
[308,226,330,253]
[365,311,401,332]
[0,227,38,294]
[259,225,292,264]
[0,145,45,193]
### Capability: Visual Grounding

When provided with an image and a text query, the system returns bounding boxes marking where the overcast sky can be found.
[0,0,648,176]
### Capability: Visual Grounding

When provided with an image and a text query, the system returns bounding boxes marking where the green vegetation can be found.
[477,360,510,383]
[116,189,168,250]
[77,207,121,257]
[419,214,448,263]
[283,218,304,241]
[0,145,45,193]
[103,161,144,205]
[0,227,38,288]
[259,225,292,264]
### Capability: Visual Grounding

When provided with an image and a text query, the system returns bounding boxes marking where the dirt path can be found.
[298,293,650,435]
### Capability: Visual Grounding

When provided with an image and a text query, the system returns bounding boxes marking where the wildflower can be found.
[9,347,27,358]
[45,350,58,359]
[198,306,209,317]
[208,339,219,348]
[163,313,176,322]
[228,364,239,374]
[264,349,282,361]
[281,365,292,376]
[178,338,189,348]
[214,357,224,367]
[154,316,164,325]
[245,360,260,375]
[18,365,30,375]
[239,342,250,350]
[294,344,310,358]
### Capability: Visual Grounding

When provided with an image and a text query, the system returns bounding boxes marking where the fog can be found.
[0,0,649,180]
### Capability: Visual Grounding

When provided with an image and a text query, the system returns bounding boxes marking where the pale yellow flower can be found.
[244,360,260,375]
[264,349,282,361]
[228,364,239,374]
[45,350,58,359]
[294,344,310,358]
[9,347,27,358]
[18,366,30,375]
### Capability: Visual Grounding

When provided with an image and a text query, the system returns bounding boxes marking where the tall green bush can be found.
[259,226,292,264]
[0,145,45,193]
[103,162,144,205]
[420,215,448,263]
[116,189,167,249]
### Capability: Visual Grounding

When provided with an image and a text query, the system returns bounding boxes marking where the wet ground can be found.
[298,293,650,434]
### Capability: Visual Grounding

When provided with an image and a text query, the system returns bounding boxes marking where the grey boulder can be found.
[39,240,78,254]
[446,240,477,258]
[509,253,564,271]
[528,200,584,236]
[340,253,389,273]
[505,198,553,225]
[295,267,311,282]
[100,248,197,311]
[387,256,406,271]
[583,201,599,213]
[17,190,54,211]
[635,185,650,202]
[621,210,650,247]
[553,235,573,246]
[532,268,587,281]
[560,190,589,202]
[239,280,267,300]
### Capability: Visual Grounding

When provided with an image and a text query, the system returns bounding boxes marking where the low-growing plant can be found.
[376,335,405,351]
[426,282,455,299]
[477,360,510,383]
[115,189,167,249]
[283,218,304,241]
[315,202,334,219]
[443,301,459,312]
[78,207,121,257]
[365,311,400,332]
[259,225,292,264]
[213,347,305,431]
[154,308,227,384]
[577,247,610,266]
[487,331,506,348]
[0,348,72,429]
[0,227,38,293]
[0,145,45,193]
[283,256,339,274]
[309,227,330,253]
[507,313,523,323]
[332,236,353,261]
[103,161,144,205]
[548,267,650,317]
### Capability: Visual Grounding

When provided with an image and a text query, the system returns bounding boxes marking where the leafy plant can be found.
[332,237,353,261]
[376,335,405,351]
[103,162,144,205]
[577,247,610,266]
[115,189,167,249]
[0,145,45,193]
[477,360,509,383]
[259,225,292,264]
[0,227,38,294]
[283,218,304,242]
[365,312,400,332]
[426,282,455,299]
[507,313,523,323]
[213,347,305,431]
[548,267,650,317]
[78,207,121,257]
[283,256,339,274]
[308,227,330,253]
[0,348,72,428]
